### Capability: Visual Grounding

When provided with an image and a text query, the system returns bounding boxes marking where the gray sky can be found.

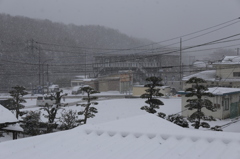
[0,0,240,47]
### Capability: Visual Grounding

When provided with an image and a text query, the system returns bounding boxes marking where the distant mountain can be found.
[0,13,153,91]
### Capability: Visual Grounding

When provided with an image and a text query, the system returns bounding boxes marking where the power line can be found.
[30,17,240,56]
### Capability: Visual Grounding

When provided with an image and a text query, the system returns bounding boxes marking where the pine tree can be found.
[21,111,41,136]
[41,90,67,123]
[40,90,67,132]
[185,77,216,129]
[77,86,99,124]
[140,76,164,114]
[9,85,28,119]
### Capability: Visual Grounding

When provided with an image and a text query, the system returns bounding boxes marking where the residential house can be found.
[0,105,23,139]
[178,87,240,119]
[182,56,240,90]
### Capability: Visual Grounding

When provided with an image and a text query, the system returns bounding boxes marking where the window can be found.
[214,104,220,109]
[233,72,240,77]
[222,98,229,110]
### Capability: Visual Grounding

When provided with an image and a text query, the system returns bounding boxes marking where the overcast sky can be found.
[0,0,240,48]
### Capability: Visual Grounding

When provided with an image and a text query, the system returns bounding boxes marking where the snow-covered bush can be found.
[59,110,80,130]
[167,114,189,128]
[21,111,42,136]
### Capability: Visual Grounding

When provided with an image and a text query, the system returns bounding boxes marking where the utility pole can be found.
[85,51,87,79]
[38,46,41,86]
[47,64,49,94]
[179,38,182,90]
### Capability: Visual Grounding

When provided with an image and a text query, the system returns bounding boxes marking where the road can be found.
[23,94,128,109]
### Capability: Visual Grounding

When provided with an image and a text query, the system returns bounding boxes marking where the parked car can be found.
[71,85,89,95]
[36,96,55,106]
[71,86,82,95]
[48,85,59,93]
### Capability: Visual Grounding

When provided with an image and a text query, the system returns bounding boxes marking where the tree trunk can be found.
[83,92,91,124]
[13,132,18,140]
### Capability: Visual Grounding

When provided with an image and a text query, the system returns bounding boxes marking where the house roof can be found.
[222,56,240,63]
[1,114,240,159]
[48,85,59,89]
[213,56,240,65]
[178,87,240,96]
[208,87,240,95]
[0,104,18,124]
[182,70,216,81]
[1,123,23,132]
[193,61,207,68]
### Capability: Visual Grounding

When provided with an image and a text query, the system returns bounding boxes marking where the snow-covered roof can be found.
[213,56,240,65]
[72,78,95,82]
[75,75,88,79]
[222,56,240,63]
[193,61,206,68]
[72,85,82,91]
[208,87,240,95]
[178,87,240,96]
[1,114,240,159]
[48,85,59,89]
[0,104,18,124]
[1,123,23,132]
[182,70,216,81]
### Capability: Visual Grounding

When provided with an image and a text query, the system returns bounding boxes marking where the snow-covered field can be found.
[1,91,240,142]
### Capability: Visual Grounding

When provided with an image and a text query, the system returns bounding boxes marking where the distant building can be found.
[92,53,180,86]
[182,56,240,90]
[70,71,133,93]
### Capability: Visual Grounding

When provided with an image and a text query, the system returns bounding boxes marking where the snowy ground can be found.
[1,91,240,142]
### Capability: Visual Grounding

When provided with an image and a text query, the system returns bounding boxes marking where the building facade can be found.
[182,56,240,90]
[179,87,240,119]
[92,53,180,85]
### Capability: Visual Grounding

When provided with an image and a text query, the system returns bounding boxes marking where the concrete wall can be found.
[98,79,119,92]
[132,86,171,97]
[215,64,240,78]
[132,86,146,96]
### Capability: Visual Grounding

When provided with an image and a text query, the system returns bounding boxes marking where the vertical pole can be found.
[38,47,41,86]
[85,51,87,79]
[180,38,182,90]
[47,64,49,94]
[42,64,44,93]
[237,48,239,56]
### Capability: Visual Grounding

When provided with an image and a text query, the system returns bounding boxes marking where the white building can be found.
[182,56,240,90]
[179,87,240,119]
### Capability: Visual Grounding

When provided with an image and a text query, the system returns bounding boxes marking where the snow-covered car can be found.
[71,85,90,95]
[36,96,55,106]
[48,85,59,93]
[71,86,82,95]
